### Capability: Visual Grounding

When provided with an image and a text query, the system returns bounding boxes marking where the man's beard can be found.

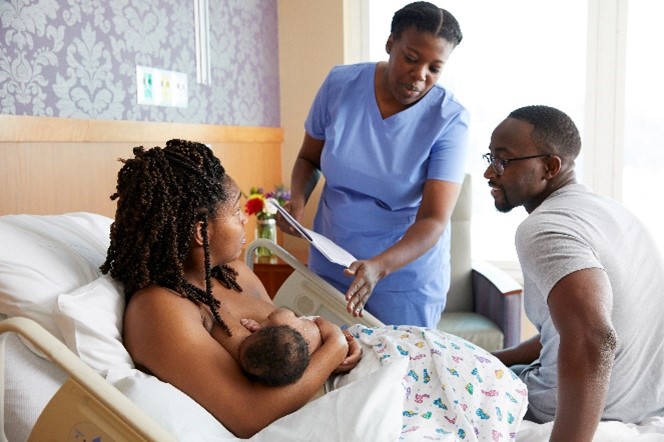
[494,196,515,213]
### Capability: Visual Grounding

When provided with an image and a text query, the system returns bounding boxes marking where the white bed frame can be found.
[0,317,175,442]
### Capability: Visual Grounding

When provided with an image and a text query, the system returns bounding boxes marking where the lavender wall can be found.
[0,0,280,127]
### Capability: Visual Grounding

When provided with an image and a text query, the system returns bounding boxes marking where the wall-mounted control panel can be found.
[136,65,188,108]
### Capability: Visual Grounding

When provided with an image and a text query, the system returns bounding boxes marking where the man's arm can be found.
[492,334,542,367]
[547,267,618,442]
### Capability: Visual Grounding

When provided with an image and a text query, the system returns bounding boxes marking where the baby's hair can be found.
[391,1,463,47]
[101,139,240,335]
[240,325,311,386]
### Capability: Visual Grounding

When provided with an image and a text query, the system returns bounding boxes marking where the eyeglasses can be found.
[482,153,552,176]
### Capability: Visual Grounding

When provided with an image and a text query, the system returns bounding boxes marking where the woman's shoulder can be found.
[122,284,209,369]
[125,284,202,323]
[325,62,375,85]
[424,84,468,118]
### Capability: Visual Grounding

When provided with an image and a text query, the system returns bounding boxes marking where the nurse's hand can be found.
[343,260,383,317]
[275,200,304,237]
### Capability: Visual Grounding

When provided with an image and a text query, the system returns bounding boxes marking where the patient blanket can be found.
[344,324,528,441]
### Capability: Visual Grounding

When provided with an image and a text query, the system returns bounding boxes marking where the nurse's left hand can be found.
[343,260,383,317]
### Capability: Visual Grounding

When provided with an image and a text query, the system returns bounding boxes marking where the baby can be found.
[209,308,325,387]
[238,309,360,387]
[238,322,311,386]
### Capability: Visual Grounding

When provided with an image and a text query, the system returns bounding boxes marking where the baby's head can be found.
[238,308,323,386]
[239,325,310,386]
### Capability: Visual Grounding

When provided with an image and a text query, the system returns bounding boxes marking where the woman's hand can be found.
[343,259,384,317]
[332,330,362,374]
[314,316,348,367]
[315,316,347,346]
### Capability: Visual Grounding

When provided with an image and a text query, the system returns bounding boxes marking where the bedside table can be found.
[253,258,295,299]
[251,249,308,299]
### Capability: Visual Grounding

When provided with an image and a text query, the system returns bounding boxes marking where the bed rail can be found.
[245,239,383,328]
[0,317,176,442]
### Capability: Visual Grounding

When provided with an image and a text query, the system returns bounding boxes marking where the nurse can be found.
[284,1,468,327]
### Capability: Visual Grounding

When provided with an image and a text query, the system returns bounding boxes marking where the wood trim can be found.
[0,115,282,144]
[1,116,284,222]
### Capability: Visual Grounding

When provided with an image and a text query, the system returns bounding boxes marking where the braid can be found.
[101,139,241,336]
[201,219,231,335]
[212,265,243,292]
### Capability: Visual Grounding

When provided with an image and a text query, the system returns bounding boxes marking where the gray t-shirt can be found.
[517,183,664,423]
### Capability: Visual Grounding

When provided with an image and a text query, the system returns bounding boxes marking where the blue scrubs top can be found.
[304,63,469,327]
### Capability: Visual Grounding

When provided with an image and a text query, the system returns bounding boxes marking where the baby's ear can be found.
[240,318,263,333]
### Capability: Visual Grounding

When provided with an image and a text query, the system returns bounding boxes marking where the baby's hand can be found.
[240,318,262,333]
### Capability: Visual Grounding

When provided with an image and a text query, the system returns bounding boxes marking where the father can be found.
[485,105,664,441]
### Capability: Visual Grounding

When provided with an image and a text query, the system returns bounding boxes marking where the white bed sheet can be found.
[517,418,664,441]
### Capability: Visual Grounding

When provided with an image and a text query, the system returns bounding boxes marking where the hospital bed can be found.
[0,212,393,441]
[1,212,663,441]
[0,212,525,441]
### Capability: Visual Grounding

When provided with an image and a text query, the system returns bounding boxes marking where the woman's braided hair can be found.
[100,139,240,335]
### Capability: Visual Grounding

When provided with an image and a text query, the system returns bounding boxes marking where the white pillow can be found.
[107,360,405,442]
[0,212,112,342]
[53,274,133,374]
[250,358,405,441]
[110,369,237,441]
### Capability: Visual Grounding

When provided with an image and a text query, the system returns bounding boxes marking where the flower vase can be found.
[254,218,277,262]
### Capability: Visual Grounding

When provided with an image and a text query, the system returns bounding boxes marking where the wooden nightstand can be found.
[253,258,295,299]
[245,245,309,299]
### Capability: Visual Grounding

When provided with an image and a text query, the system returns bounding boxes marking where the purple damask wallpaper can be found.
[0,0,280,127]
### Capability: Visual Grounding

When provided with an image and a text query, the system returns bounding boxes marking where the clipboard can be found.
[267,198,357,268]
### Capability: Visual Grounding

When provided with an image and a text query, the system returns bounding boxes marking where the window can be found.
[623,1,664,253]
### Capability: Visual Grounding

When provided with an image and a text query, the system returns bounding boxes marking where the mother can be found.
[101,139,358,438]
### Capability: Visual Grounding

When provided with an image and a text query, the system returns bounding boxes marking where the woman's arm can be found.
[124,288,347,439]
[344,179,462,316]
[280,133,324,234]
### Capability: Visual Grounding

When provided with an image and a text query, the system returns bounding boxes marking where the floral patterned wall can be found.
[0,0,280,127]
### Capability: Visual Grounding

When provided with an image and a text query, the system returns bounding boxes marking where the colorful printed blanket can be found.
[344,324,529,441]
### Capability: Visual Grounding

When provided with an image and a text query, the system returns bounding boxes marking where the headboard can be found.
[0,115,283,239]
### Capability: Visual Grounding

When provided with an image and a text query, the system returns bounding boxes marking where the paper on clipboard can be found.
[267,198,357,268]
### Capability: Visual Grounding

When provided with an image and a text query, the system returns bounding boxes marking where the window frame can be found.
[349,0,630,275]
